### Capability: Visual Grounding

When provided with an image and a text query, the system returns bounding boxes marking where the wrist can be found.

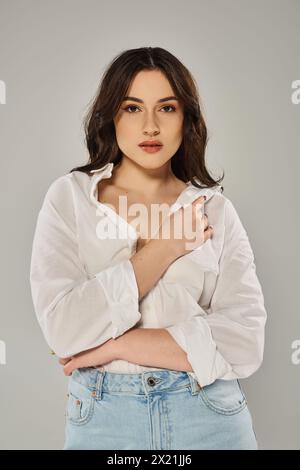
[148,237,181,264]
[109,336,124,361]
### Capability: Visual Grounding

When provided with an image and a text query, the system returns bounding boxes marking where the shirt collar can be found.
[89,162,114,206]
[89,163,114,174]
[89,161,222,208]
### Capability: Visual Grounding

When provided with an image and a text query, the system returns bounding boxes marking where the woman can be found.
[29,47,267,450]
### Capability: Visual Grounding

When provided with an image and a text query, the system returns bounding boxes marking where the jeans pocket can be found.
[198,378,247,415]
[66,370,96,426]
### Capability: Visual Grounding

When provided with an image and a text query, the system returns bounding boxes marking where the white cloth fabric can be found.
[30,162,267,387]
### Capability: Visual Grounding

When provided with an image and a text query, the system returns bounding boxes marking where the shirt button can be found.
[147,376,156,387]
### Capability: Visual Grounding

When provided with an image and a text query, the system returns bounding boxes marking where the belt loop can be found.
[187,372,201,395]
[93,370,105,401]
[141,372,149,395]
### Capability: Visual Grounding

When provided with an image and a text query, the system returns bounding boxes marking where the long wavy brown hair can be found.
[70,46,224,191]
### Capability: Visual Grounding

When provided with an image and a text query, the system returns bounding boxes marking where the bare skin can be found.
[97,168,189,240]
[58,69,213,377]
[60,329,195,376]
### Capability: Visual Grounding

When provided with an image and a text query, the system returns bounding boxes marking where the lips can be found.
[139,140,163,147]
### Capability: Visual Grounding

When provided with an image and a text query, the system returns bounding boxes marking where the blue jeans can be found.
[63,367,258,450]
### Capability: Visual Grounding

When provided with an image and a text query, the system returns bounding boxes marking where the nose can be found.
[142,112,160,136]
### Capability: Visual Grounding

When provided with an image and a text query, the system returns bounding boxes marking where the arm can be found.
[112,327,194,371]
[130,239,178,301]
[61,327,194,376]
[30,176,178,358]
[165,198,267,388]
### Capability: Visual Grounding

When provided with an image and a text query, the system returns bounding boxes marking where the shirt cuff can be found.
[95,258,141,338]
[165,321,233,388]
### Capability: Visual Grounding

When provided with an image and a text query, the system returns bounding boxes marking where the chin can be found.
[139,159,170,170]
[134,153,171,166]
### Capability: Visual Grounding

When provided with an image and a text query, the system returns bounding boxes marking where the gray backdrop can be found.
[0,0,299,450]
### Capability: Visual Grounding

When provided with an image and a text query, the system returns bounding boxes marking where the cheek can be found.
[163,115,183,134]
[118,114,137,129]
[115,121,136,145]
[167,123,184,144]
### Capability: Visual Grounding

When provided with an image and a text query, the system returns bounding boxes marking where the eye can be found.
[122,105,176,113]
[123,105,139,113]
[161,105,176,113]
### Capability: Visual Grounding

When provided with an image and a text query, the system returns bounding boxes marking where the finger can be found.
[63,354,89,375]
[192,195,207,205]
[203,225,213,241]
[203,213,209,229]
[59,357,71,365]
[192,196,207,219]
[64,360,76,376]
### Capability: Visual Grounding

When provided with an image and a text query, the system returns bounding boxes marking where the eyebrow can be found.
[122,96,178,103]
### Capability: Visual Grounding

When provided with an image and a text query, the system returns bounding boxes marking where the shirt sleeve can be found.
[165,198,267,388]
[29,175,141,358]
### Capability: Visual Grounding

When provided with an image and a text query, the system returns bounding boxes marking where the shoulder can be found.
[208,190,245,228]
[205,190,251,250]
[215,194,253,259]
[221,195,248,236]
[41,174,74,221]
[43,173,72,204]
[43,170,92,206]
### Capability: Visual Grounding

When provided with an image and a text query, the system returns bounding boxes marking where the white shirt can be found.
[29,162,267,387]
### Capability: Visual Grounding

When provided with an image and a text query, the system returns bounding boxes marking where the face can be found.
[113,69,184,170]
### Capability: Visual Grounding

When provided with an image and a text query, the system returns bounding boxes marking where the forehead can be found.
[126,69,175,98]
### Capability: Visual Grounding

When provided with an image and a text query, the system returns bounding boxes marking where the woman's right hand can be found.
[152,195,213,260]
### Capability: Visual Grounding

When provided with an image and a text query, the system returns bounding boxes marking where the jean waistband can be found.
[70,367,201,397]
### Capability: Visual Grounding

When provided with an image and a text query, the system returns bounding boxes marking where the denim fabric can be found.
[63,367,258,450]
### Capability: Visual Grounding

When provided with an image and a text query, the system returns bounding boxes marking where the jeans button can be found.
[147,376,156,387]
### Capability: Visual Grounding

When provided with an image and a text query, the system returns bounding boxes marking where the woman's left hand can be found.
[58,338,118,376]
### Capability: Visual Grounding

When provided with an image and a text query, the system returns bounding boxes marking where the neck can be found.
[111,157,181,197]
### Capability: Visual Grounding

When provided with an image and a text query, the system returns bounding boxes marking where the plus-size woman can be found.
[30,47,267,450]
